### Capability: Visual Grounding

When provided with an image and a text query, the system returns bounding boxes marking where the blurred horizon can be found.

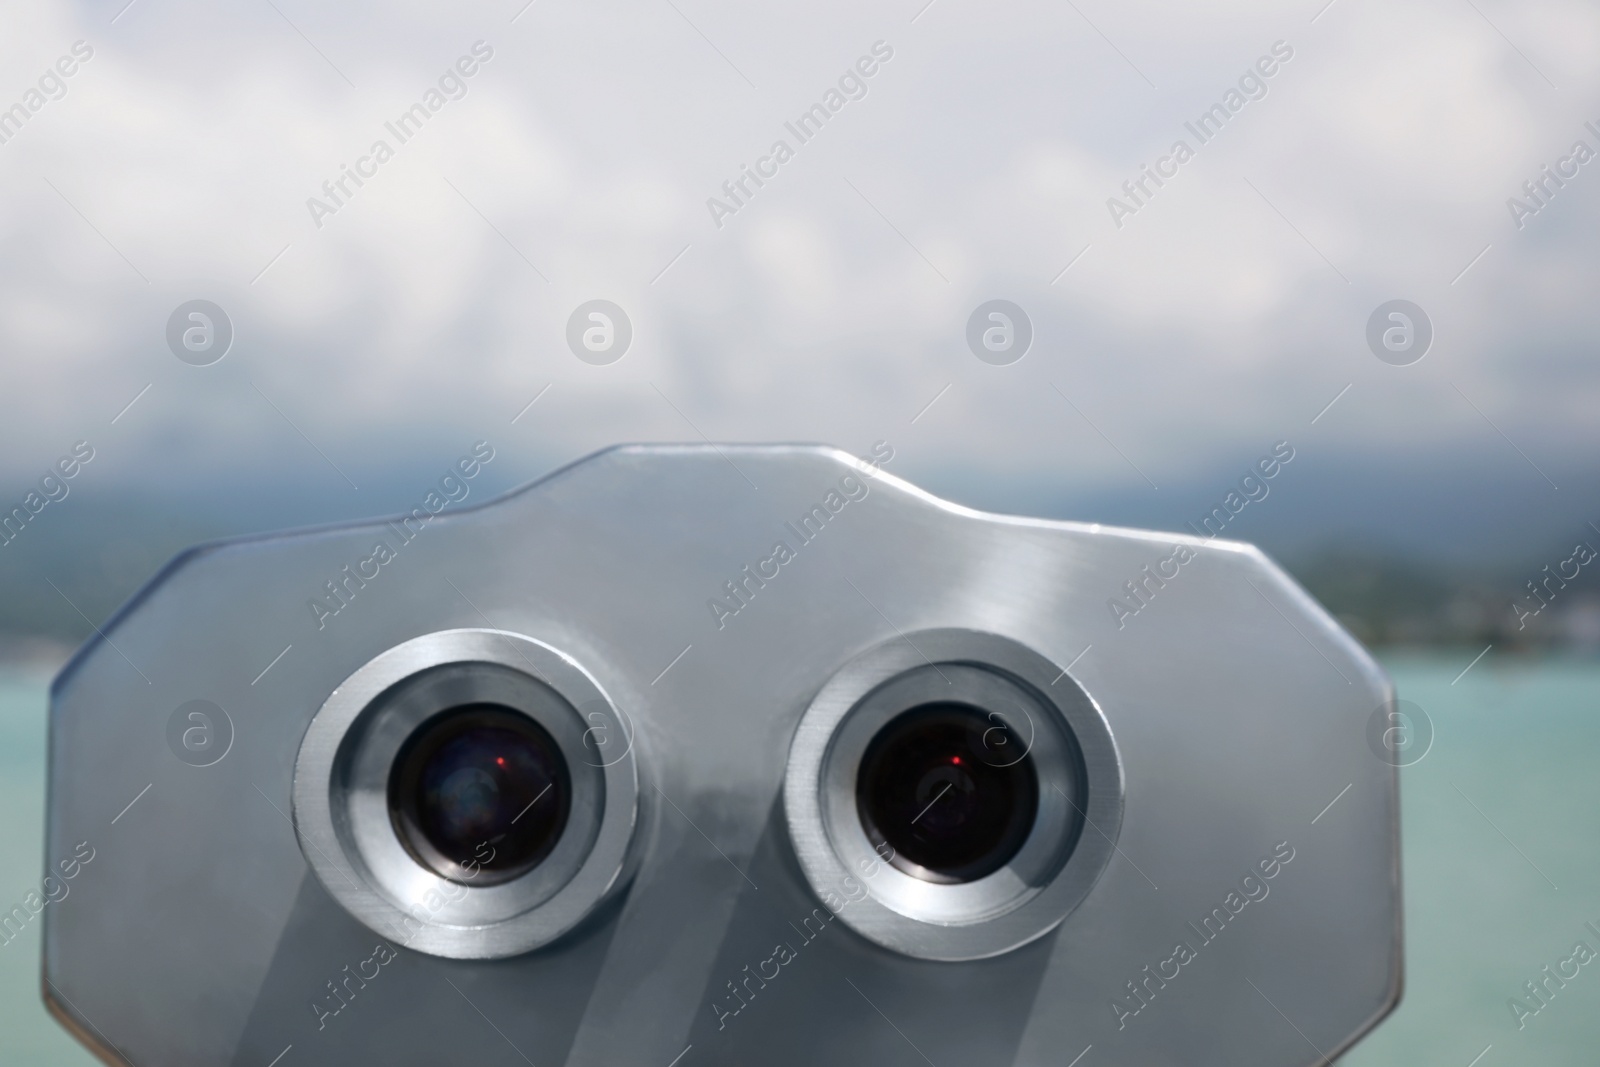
[1,440,1597,662]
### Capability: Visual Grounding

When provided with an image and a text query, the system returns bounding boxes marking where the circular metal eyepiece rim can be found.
[784,628,1123,962]
[292,629,640,960]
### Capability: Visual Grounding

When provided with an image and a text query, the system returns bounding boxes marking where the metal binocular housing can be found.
[44,444,1401,1066]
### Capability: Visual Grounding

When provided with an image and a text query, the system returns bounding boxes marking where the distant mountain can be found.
[2,448,1596,659]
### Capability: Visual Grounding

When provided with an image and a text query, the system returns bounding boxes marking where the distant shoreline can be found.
[0,637,73,675]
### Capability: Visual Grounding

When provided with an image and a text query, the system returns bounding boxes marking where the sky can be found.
[1,0,1597,570]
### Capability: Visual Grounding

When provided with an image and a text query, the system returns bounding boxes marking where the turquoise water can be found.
[0,668,97,1066]
[1,658,1595,1063]
[1342,657,1600,1065]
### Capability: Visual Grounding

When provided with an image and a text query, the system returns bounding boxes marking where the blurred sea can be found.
[0,656,1595,1064]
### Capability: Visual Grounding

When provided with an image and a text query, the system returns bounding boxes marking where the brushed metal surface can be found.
[44,444,1400,1066]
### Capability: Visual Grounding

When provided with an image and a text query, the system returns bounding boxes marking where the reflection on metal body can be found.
[43,444,1401,1066]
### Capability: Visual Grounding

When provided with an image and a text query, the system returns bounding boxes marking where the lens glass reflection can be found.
[857,702,1038,883]
[389,704,570,885]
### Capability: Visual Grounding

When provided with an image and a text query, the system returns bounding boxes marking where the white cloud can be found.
[0,0,1596,497]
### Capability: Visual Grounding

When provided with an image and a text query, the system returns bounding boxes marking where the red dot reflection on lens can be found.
[496,757,505,766]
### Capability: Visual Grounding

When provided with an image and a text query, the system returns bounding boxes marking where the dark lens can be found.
[389,705,570,885]
[857,703,1038,883]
